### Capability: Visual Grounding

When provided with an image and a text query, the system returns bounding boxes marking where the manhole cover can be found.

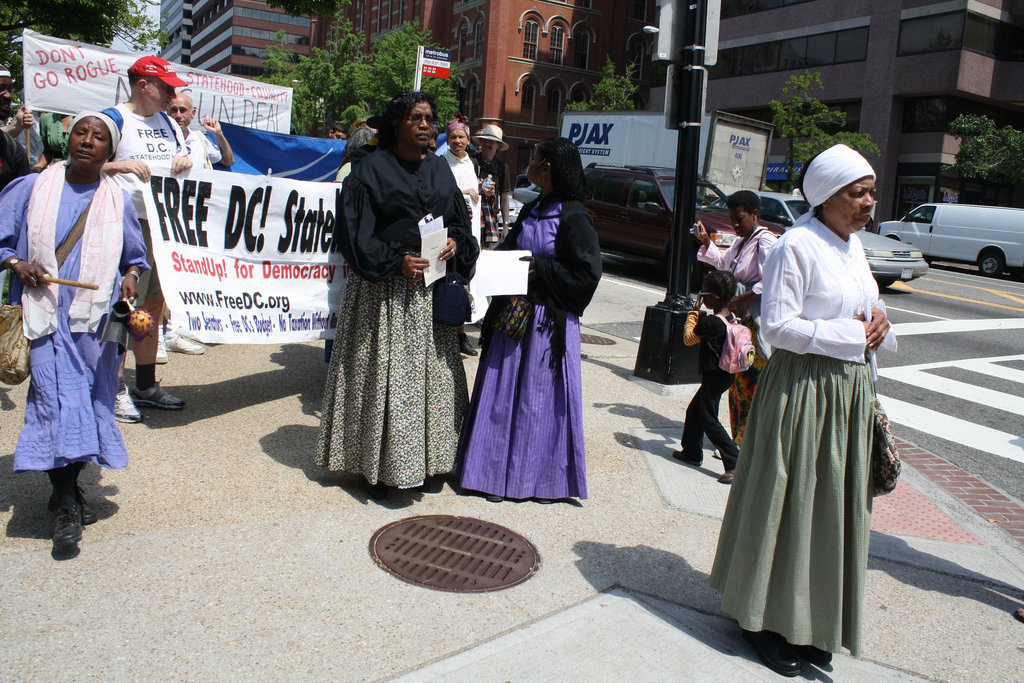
[580,334,616,345]
[369,515,540,593]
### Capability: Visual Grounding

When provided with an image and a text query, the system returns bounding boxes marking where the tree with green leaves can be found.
[0,0,161,97]
[943,114,1024,185]
[565,57,636,112]
[261,19,460,136]
[769,70,880,190]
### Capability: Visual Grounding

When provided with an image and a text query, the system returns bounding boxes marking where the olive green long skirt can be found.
[709,349,875,656]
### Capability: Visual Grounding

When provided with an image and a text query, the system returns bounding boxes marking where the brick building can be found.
[344,0,660,176]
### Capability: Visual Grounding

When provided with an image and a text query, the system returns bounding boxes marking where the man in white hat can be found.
[472,124,512,242]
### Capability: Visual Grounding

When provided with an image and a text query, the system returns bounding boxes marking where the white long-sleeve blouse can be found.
[761,218,897,363]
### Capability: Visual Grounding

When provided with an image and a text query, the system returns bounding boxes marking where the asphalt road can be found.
[585,256,1024,502]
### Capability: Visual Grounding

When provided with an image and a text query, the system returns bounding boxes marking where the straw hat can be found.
[472,124,509,151]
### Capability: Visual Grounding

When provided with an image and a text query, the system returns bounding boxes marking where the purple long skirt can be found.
[457,305,588,500]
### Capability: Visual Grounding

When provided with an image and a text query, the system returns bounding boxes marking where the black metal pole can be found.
[633,0,708,385]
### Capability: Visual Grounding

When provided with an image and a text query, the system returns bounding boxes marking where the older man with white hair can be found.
[167,92,235,170]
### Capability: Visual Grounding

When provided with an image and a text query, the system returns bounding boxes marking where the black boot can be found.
[741,629,801,677]
[459,332,477,356]
[52,503,83,550]
[48,486,97,525]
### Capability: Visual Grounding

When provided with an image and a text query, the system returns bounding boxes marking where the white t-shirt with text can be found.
[110,103,187,214]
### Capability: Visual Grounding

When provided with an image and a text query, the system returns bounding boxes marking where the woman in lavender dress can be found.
[0,112,148,552]
[458,138,601,502]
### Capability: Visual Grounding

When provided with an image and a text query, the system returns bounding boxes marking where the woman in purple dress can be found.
[0,112,148,552]
[458,138,601,502]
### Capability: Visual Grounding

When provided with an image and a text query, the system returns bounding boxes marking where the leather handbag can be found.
[870,397,901,496]
[432,263,471,327]
[0,303,29,385]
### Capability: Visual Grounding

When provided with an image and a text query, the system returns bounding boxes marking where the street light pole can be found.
[633,0,708,385]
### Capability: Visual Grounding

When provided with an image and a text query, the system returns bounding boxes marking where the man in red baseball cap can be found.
[102,56,192,422]
[128,56,188,88]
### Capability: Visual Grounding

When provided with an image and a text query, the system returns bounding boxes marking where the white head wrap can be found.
[800,144,875,208]
[69,111,121,160]
[0,66,10,78]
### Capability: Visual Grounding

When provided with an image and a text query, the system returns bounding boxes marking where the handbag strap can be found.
[54,201,92,269]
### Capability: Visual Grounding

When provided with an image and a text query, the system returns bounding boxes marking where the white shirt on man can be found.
[761,218,897,363]
[109,103,187,214]
[185,128,222,169]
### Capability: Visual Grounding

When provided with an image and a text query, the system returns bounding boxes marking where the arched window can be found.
[458,25,469,63]
[474,20,484,60]
[628,36,644,79]
[570,83,588,104]
[547,86,562,113]
[522,82,536,109]
[549,25,565,64]
[575,29,590,69]
[523,20,539,60]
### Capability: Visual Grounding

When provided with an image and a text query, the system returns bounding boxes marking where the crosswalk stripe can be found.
[891,319,1024,336]
[956,358,1024,385]
[878,366,1024,415]
[877,395,1024,464]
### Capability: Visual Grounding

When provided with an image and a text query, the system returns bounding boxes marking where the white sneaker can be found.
[166,336,205,355]
[156,327,168,364]
[114,389,143,423]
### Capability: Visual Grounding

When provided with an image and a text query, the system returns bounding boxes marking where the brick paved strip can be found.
[896,438,1024,547]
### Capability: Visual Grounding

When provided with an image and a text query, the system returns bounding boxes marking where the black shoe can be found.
[366,482,390,500]
[52,504,83,550]
[484,494,503,503]
[672,449,703,466]
[741,629,802,677]
[48,487,97,526]
[459,333,478,356]
[792,643,833,666]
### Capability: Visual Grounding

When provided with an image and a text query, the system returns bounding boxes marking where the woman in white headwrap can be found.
[709,145,896,676]
[0,111,148,553]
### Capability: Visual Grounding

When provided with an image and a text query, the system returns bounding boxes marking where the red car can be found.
[582,164,784,276]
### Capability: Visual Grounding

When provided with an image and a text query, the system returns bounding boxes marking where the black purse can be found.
[432,262,471,326]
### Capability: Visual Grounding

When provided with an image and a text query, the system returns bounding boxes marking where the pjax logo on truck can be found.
[730,134,751,151]
[568,122,614,157]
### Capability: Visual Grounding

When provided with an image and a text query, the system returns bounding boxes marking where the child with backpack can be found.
[673,269,744,484]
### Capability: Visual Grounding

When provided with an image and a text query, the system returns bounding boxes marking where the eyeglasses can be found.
[407,113,438,126]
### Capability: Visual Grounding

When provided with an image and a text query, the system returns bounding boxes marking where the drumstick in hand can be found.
[40,275,99,290]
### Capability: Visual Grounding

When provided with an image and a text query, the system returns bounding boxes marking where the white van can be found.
[878,204,1024,276]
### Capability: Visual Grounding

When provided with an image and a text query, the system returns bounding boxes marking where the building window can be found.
[632,0,646,20]
[570,83,588,104]
[721,0,812,18]
[575,0,591,7]
[522,82,535,109]
[474,20,484,60]
[898,12,965,56]
[710,26,868,79]
[549,25,565,64]
[465,82,477,120]
[547,86,562,113]
[458,25,469,62]
[523,20,539,60]
[575,29,590,69]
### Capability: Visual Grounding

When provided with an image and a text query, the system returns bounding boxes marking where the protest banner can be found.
[141,167,348,344]
[21,30,293,133]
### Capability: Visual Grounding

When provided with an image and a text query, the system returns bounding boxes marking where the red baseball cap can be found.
[128,56,187,88]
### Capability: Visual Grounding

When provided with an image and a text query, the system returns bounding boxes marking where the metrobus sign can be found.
[421,48,451,79]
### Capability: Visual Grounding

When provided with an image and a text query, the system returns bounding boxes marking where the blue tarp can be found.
[218,122,347,181]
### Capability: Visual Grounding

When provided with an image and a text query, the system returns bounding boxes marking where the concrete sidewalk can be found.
[0,324,1021,681]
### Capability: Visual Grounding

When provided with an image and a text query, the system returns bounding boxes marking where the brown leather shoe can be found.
[717,471,735,484]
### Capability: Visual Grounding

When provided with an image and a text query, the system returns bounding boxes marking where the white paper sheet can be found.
[419,214,447,285]
[469,250,533,297]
